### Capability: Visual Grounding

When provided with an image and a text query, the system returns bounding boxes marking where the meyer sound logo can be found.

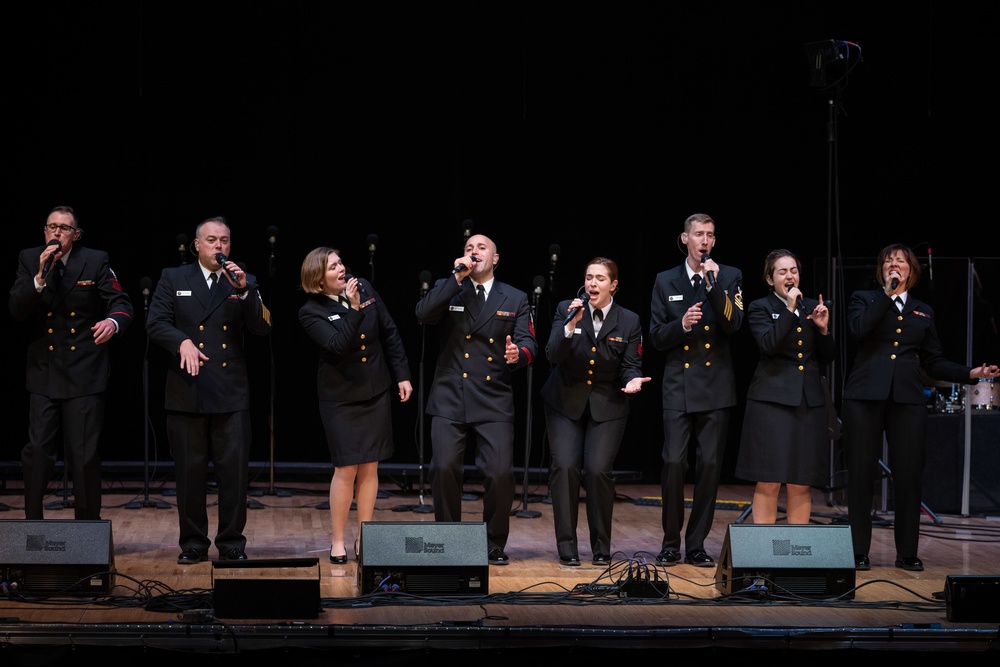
[772,539,812,557]
[26,534,67,552]
[405,536,444,554]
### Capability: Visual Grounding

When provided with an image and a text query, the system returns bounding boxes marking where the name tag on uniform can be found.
[176,290,192,296]
[669,294,683,301]
[450,305,465,312]
[772,313,780,320]
[573,327,583,334]
[328,314,341,321]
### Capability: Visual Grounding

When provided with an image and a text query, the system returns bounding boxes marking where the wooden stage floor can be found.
[1,475,999,662]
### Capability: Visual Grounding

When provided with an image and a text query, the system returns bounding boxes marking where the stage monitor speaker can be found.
[945,574,1000,622]
[0,519,115,594]
[358,521,489,596]
[212,557,321,619]
[714,523,856,599]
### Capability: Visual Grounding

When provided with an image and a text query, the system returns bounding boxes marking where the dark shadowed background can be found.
[5,2,998,488]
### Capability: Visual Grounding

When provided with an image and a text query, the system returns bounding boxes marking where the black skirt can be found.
[735,396,829,488]
[319,390,395,467]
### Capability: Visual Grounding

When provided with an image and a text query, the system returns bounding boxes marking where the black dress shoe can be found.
[488,548,510,565]
[591,554,611,566]
[684,550,715,567]
[895,556,924,571]
[854,554,871,570]
[177,548,207,565]
[559,555,581,566]
[655,548,682,566]
[220,547,248,561]
[330,553,348,564]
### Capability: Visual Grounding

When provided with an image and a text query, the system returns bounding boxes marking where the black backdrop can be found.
[5,3,998,486]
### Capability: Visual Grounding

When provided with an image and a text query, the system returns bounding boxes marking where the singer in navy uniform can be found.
[415,233,537,565]
[649,212,744,568]
[541,257,651,566]
[298,247,412,564]
[10,205,134,520]
[734,249,834,525]
[146,216,272,564]
[843,243,999,572]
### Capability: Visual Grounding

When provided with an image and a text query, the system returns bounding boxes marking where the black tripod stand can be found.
[126,278,171,510]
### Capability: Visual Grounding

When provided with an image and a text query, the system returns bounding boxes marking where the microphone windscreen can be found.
[140,276,153,290]
[419,270,433,284]
[533,275,546,289]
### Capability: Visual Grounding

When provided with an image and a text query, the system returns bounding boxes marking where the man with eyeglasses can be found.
[9,205,134,520]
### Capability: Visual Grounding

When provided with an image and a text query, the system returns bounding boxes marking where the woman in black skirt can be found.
[735,249,833,524]
[298,247,412,563]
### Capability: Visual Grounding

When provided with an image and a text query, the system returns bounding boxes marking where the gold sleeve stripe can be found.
[261,303,272,326]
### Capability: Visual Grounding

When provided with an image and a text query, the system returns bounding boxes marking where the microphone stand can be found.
[412,303,433,513]
[516,280,544,518]
[249,242,290,504]
[126,288,171,510]
[398,282,434,513]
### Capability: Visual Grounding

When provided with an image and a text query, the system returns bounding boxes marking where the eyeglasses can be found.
[44,224,79,233]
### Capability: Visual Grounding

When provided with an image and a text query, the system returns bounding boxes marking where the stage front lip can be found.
[0,621,997,654]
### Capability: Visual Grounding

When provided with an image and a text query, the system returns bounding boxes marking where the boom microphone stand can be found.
[126,277,170,509]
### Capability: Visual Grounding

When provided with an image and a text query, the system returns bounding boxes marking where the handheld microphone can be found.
[215,253,239,283]
[41,239,61,279]
[562,292,591,326]
[419,270,432,297]
[533,275,545,295]
[890,277,900,291]
[452,255,479,274]
[701,253,716,288]
[345,273,365,295]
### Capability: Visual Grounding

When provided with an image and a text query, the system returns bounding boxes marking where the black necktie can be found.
[209,272,218,291]
[340,295,350,309]
[477,284,486,309]
[593,308,603,322]
[692,274,702,295]
[57,260,65,278]
[894,296,904,312]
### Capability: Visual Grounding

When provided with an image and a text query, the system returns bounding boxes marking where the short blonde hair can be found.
[300,247,337,294]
